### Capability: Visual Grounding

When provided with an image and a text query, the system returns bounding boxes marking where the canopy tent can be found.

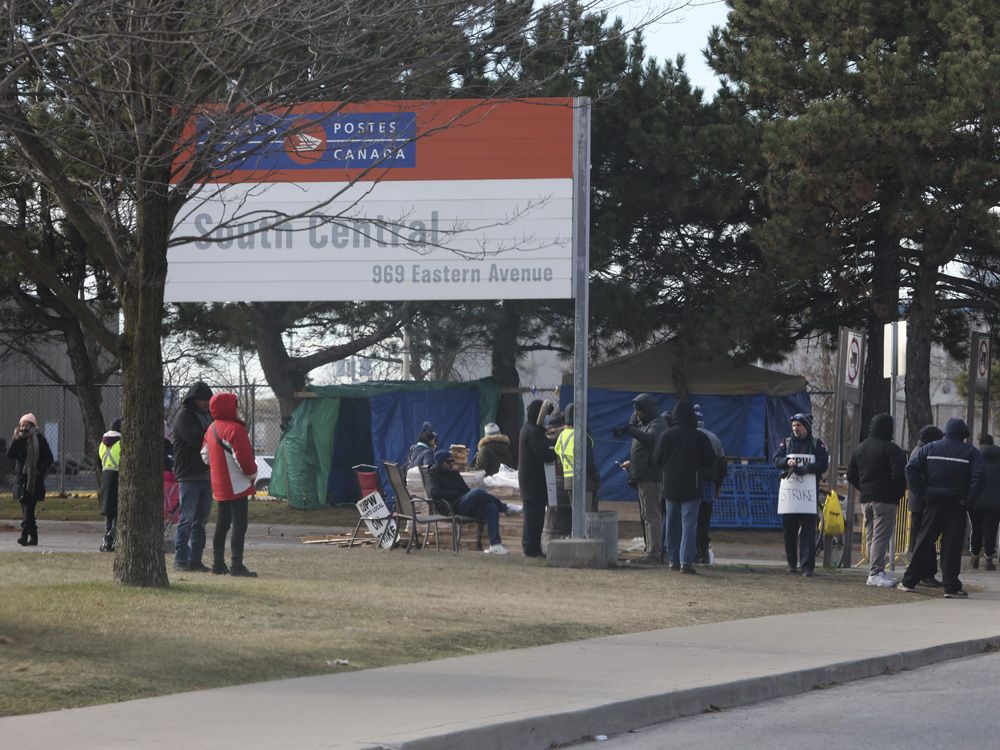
[561,341,810,501]
[270,379,501,509]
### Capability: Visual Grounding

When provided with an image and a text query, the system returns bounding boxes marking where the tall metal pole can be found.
[967,331,979,445]
[571,97,591,540]
[982,328,993,439]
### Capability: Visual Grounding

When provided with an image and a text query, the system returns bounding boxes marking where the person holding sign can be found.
[847,414,907,587]
[773,413,829,577]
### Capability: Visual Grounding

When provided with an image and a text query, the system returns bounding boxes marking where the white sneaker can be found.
[504,504,523,516]
[866,574,880,587]
[875,572,897,587]
[485,543,509,555]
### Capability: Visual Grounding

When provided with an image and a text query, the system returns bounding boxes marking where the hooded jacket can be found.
[846,414,907,505]
[6,427,53,503]
[622,393,668,484]
[653,401,717,502]
[201,393,257,501]
[977,443,1000,513]
[473,434,514,476]
[518,399,556,505]
[905,418,986,508]
[172,382,213,481]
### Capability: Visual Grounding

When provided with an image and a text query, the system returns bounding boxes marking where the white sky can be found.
[606,0,730,94]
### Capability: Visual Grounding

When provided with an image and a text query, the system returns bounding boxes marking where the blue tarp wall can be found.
[560,385,810,504]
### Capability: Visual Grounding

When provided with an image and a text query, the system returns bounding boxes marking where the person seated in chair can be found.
[426,449,510,555]
[405,422,437,471]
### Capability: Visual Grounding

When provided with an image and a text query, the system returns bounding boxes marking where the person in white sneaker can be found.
[847,414,907,588]
[427,450,510,555]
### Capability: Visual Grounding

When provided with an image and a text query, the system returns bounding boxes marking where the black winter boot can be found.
[26,529,38,546]
[230,561,257,578]
[211,549,229,575]
[17,530,28,546]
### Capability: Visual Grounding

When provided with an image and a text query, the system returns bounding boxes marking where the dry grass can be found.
[0,545,914,717]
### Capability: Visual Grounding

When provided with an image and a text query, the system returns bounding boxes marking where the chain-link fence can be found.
[0,383,282,493]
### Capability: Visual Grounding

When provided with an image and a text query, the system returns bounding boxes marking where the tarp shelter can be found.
[560,341,810,501]
[270,379,501,509]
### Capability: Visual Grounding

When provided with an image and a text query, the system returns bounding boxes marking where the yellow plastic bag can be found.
[822,491,845,536]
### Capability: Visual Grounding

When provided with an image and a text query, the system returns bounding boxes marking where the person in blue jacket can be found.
[898,418,986,598]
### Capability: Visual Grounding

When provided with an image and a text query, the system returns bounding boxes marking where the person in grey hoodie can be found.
[614,394,668,563]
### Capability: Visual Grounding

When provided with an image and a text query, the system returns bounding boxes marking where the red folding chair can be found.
[350,464,407,548]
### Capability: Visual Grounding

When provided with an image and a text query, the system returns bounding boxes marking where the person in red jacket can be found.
[201,393,258,577]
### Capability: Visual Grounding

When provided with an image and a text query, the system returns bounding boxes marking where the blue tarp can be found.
[560,385,810,502]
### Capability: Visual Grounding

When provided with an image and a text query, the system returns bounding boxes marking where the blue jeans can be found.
[455,488,503,546]
[175,479,213,565]
[664,498,699,567]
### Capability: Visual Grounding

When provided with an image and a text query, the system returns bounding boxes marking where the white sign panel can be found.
[355,491,397,549]
[844,330,863,389]
[777,454,817,515]
[167,99,578,302]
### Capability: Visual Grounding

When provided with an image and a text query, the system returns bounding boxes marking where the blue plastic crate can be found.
[710,463,783,529]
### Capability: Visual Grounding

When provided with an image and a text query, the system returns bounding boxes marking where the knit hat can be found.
[434,449,453,467]
[791,413,812,430]
[111,417,122,432]
[184,381,213,404]
[421,421,433,433]
[19,413,37,427]
[484,422,500,436]
[545,412,566,429]
[918,425,943,445]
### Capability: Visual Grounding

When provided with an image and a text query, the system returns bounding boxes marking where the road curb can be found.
[382,635,1000,750]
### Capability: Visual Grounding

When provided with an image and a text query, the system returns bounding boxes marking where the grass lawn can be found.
[0,544,914,717]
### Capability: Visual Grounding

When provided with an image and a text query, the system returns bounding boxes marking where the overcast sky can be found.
[608,0,730,94]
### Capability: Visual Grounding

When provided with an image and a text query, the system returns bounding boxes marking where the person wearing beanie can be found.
[427,449,510,555]
[97,417,123,551]
[472,422,515,476]
[518,399,556,557]
[171,381,214,572]
[905,425,944,586]
[554,402,601,521]
[772,412,829,577]
[6,413,54,546]
[847,414,907,587]
[612,394,668,563]
[968,434,1000,571]
[899,418,986,598]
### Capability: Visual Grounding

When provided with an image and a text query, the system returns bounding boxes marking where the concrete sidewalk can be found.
[3,571,1000,750]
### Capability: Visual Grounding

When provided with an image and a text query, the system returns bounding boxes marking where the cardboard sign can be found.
[355,491,397,549]
[777,454,817,515]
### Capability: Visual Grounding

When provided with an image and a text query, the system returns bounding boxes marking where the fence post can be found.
[59,384,67,495]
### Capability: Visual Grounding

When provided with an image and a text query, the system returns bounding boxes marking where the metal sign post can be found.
[969,331,992,443]
[830,327,865,568]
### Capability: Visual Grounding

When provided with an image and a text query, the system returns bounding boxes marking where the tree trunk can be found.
[491,301,524,463]
[113,217,170,587]
[63,322,107,491]
[254,303,307,420]
[904,262,937,450]
[671,337,691,400]
[859,229,899,439]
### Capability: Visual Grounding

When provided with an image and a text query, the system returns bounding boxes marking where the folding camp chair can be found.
[417,465,486,552]
[383,461,457,552]
[349,464,406,549]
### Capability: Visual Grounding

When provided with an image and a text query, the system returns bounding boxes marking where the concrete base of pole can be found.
[546,538,607,569]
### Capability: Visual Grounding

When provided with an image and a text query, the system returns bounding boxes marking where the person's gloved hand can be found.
[792,464,808,476]
[611,424,631,438]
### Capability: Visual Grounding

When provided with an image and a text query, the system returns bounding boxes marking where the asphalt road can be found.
[571,651,1000,749]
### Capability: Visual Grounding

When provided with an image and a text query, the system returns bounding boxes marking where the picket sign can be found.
[777,454,817,515]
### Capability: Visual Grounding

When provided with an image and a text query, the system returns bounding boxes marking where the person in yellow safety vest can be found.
[553,403,600,513]
[97,417,122,552]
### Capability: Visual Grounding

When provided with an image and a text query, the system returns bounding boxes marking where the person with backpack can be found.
[772,413,829,577]
[201,392,258,577]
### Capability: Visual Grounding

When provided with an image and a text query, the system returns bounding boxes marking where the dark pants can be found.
[696,501,713,562]
[909,509,938,579]
[455,488,503,546]
[903,500,966,594]
[20,500,38,534]
[522,494,546,556]
[782,513,816,574]
[969,510,1000,557]
[213,498,249,566]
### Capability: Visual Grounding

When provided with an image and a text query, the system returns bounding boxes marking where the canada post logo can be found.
[199,111,417,174]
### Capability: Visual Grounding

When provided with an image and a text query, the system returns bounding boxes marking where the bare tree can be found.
[0,0,652,586]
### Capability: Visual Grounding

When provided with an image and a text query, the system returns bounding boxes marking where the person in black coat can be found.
[427,449,510,554]
[472,423,515,476]
[970,434,1000,570]
[653,400,717,572]
[6,413,54,546]
[900,418,986,598]
[847,414,907,587]
[518,399,556,557]
[171,381,214,572]
[906,425,944,586]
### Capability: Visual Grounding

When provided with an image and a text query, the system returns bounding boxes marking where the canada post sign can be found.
[168,99,579,302]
